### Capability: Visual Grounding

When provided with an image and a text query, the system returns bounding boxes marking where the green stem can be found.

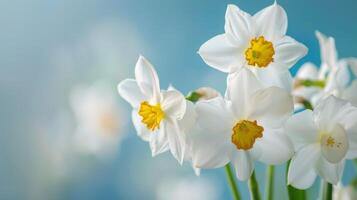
[286,160,306,200]
[224,164,241,200]
[249,171,261,200]
[265,166,274,200]
[319,181,332,200]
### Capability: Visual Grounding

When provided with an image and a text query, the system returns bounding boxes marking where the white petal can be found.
[288,144,320,189]
[224,4,253,46]
[226,68,262,117]
[315,157,344,184]
[118,79,146,108]
[198,34,244,73]
[335,60,351,89]
[135,56,161,102]
[321,124,348,164]
[316,31,338,69]
[161,90,186,120]
[232,151,254,181]
[314,95,351,131]
[296,62,319,79]
[195,87,221,101]
[273,36,308,70]
[132,110,151,141]
[254,128,293,164]
[285,110,318,150]
[166,120,186,164]
[253,66,293,92]
[346,123,357,159]
[247,86,293,128]
[346,57,357,77]
[195,96,234,133]
[150,123,169,156]
[253,2,287,41]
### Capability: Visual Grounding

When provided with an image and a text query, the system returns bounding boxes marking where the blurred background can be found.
[1,0,357,199]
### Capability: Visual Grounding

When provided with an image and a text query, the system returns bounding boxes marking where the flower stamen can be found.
[138,101,165,131]
[231,120,264,150]
[245,36,275,68]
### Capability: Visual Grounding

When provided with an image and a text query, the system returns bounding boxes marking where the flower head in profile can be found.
[189,68,294,180]
[286,96,357,189]
[70,83,123,156]
[198,2,307,90]
[118,56,193,164]
[293,31,357,110]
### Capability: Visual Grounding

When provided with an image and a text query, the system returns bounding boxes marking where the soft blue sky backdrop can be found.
[1,0,357,199]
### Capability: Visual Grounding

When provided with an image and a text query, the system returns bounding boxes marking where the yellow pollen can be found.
[231,120,264,150]
[138,101,165,131]
[326,136,335,147]
[245,36,275,68]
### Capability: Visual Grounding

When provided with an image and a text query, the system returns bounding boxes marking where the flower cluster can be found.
[118,1,357,195]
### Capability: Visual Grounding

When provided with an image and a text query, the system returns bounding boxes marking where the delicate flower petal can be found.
[226,68,262,117]
[135,56,161,102]
[296,62,319,79]
[346,57,357,77]
[285,110,318,150]
[346,123,357,159]
[273,36,308,70]
[118,79,146,108]
[198,34,244,73]
[253,2,287,41]
[314,95,350,131]
[195,87,221,101]
[166,120,186,164]
[343,80,357,107]
[288,144,320,189]
[315,157,345,184]
[247,86,293,128]
[335,60,351,89]
[232,150,254,181]
[224,4,253,46]
[316,31,338,69]
[161,90,186,120]
[253,66,293,92]
[254,128,293,164]
[195,96,234,133]
[132,110,151,141]
[150,123,169,156]
[321,124,348,164]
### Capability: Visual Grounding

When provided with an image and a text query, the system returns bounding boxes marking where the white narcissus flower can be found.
[118,56,194,164]
[198,2,307,91]
[286,96,357,189]
[70,83,123,156]
[189,68,294,180]
[293,31,357,109]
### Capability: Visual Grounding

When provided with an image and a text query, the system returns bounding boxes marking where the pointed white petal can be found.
[273,36,308,70]
[135,56,161,102]
[232,151,254,181]
[288,144,320,189]
[253,2,287,41]
[315,157,345,184]
[247,86,293,128]
[321,124,348,163]
[285,110,318,150]
[253,67,293,92]
[316,31,338,69]
[161,90,186,120]
[118,79,146,108]
[198,34,244,73]
[254,128,293,164]
[226,68,262,117]
[224,4,253,46]
[296,62,319,79]
[150,123,169,156]
[166,120,186,164]
[346,123,357,159]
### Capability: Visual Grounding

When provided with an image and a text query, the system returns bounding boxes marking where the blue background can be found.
[1,0,357,199]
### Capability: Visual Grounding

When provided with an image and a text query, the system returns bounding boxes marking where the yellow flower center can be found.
[138,101,165,131]
[231,120,264,150]
[245,36,275,68]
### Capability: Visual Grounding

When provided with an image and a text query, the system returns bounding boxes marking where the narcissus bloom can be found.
[189,68,294,180]
[287,96,357,189]
[118,56,193,164]
[293,31,357,109]
[198,2,307,90]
